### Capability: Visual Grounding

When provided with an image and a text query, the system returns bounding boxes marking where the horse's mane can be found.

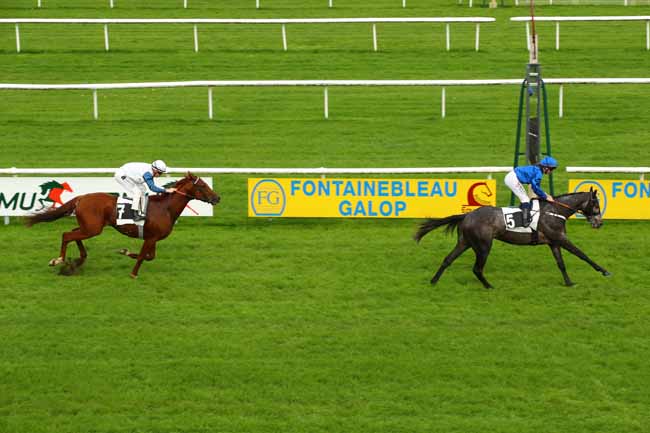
[150,173,197,203]
[552,191,588,200]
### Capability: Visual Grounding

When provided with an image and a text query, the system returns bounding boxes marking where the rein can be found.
[543,198,587,216]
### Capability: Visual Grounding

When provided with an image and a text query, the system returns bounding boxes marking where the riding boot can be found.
[520,202,532,227]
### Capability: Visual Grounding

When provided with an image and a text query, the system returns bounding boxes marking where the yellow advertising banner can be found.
[569,179,650,220]
[248,178,497,218]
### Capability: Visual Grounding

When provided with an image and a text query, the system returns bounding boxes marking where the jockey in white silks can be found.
[504,156,558,227]
[114,160,176,220]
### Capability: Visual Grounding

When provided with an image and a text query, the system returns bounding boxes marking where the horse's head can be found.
[579,188,603,229]
[175,173,221,205]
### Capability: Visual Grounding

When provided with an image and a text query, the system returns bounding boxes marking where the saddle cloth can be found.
[116,195,146,233]
[501,200,541,233]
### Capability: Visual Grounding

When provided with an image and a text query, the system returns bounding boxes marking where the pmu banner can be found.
[569,179,650,220]
[248,178,497,218]
[0,177,214,217]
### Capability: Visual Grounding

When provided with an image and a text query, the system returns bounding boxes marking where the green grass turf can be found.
[2,2,650,433]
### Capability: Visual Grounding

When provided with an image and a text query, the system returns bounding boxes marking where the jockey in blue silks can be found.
[114,160,176,220]
[504,156,558,227]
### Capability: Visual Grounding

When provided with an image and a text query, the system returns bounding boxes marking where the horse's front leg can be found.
[549,243,574,286]
[559,238,610,277]
[130,239,157,279]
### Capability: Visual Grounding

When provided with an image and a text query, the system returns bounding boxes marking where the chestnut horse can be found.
[26,173,220,278]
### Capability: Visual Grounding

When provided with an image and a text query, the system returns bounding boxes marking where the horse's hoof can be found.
[118,248,129,256]
[130,273,138,279]
[602,271,612,277]
[565,282,576,287]
[49,257,63,266]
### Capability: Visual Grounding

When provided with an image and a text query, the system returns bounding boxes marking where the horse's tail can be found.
[25,197,79,227]
[413,214,466,243]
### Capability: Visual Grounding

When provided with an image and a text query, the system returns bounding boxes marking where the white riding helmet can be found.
[151,160,168,173]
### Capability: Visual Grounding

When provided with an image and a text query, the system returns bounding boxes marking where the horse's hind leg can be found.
[470,239,494,289]
[431,237,469,285]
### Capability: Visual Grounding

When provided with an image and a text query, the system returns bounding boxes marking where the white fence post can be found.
[208,87,214,120]
[646,20,649,50]
[446,23,450,51]
[526,22,530,52]
[402,0,406,8]
[441,87,446,119]
[329,0,333,7]
[15,24,21,53]
[324,87,329,119]
[193,25,199,52]
[93,89,98,120]
[372,24,378,52]
[38,0,42,7]
[559,85,564,118]
[475,23,480,51]
[184,0,188,8]
[555,21,560,50]
[282,24,287,51]
[256,0,260,9]
[104,24,110,51]
[110,0,114,8]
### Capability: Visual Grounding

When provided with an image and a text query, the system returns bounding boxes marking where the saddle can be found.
[116,195,147,229]
[501,200,541,233]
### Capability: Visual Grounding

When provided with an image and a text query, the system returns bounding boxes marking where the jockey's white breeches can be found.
[504,170,531,204]
[114,170,147,212]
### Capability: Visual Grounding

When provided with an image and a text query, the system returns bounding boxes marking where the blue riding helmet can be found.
[540,156,558,168]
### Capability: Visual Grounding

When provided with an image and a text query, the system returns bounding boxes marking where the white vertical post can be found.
[3,216,8,225]
[402,0,406,7]
[372,24,377,52]
[104,24,110,51]
[549,0,552,4]
[208,87,213,120]
[469,0,473,7]
[441,87,446,119]
[38,0,42,7]
[15,24,21,53]
[646,21,649,50]
[184,0,188,8]
[625,0,628,6]
[329,0,332,7]
[110,0,114,8]
[559,85,564,118]
[515,0,519,5]
[324,87,329,119]
[555,21,560,50]
[445,23,450,51]
[282,24,287,51]
[526,22,530,51]
[256,0,260,9]
[93,90,98,120]
[475,23,480,51]
[193,25,199,52]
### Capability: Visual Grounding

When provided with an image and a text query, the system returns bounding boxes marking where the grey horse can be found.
[414,189,610,288]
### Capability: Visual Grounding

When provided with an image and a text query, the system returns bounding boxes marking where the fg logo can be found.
[250,179,286,217]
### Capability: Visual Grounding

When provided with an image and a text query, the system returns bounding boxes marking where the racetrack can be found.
[2,1,650,432]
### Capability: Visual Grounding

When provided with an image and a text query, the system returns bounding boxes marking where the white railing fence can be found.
[567,166,650,180]
[465,0,641,6]
[1,17,494,53]
[31,0,413,9]
[511,16,650,51]
[2,78,650,120]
